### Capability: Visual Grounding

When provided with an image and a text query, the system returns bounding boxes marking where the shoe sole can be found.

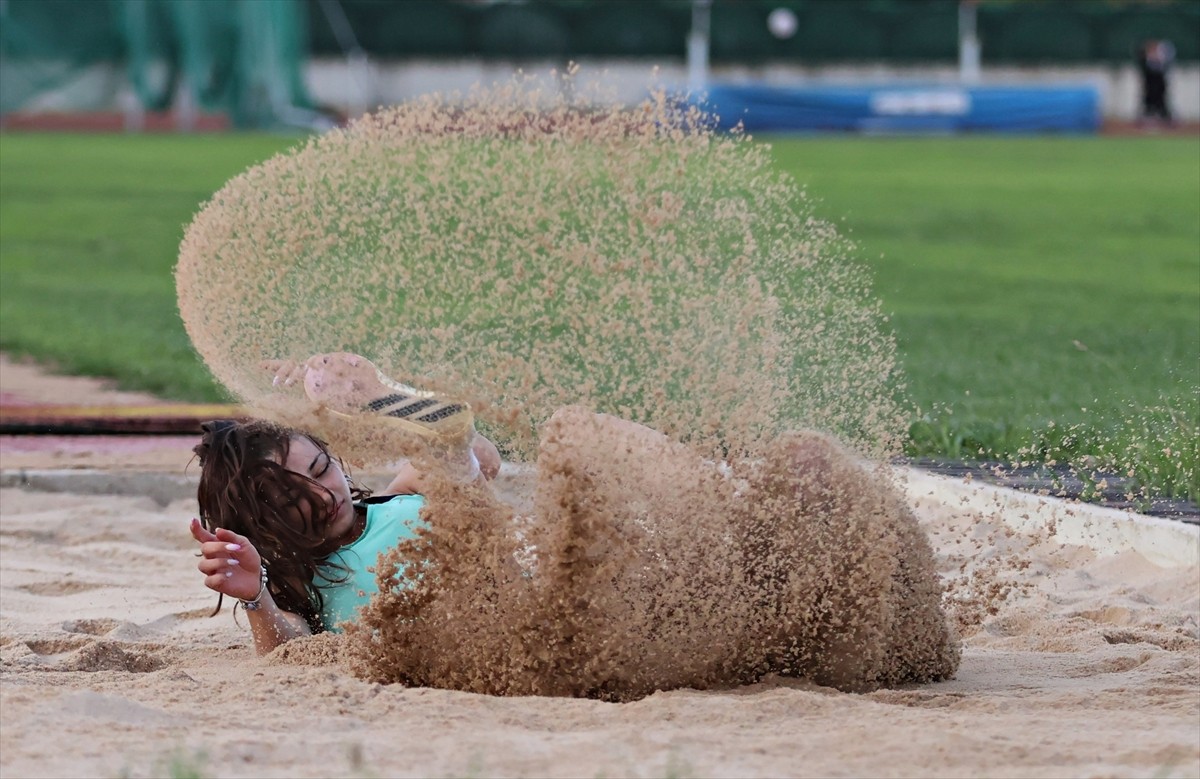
[331,369,475,445]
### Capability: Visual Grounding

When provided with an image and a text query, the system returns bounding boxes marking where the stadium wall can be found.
[305,60,1200,124]
[6,60,1196,130]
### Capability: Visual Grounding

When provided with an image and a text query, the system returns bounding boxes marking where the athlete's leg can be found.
[536,405,715,496]
[733,430,958,691]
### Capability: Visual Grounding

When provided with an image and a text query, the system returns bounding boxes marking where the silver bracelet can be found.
[239,565,269,611]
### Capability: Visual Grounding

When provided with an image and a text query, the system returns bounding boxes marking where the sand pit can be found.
[1,468,1196,779]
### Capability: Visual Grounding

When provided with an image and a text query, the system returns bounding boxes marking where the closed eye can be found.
[309,451,331,478]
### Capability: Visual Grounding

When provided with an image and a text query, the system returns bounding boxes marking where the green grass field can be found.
[1,132,1196,497]
[767,136,1198,500]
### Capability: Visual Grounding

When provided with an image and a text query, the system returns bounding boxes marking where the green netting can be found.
[351,0,468,58]
[300,0,1197,64]
[4,0,1197,120]
[788,3,894,62]
[887,4,959,62]
[979,3,1101,63]
[573,4,683,58]
[1,0,312,128]
[476,4,570,59]
[710,4,777,64]
[1097,7,1200,62]
[0,0,122,113]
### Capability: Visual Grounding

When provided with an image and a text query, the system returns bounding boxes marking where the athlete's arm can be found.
[190,519,312,654]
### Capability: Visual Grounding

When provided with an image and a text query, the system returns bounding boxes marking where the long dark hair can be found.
[192,419,369,633]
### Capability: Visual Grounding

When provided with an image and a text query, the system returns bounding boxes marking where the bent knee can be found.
[545,404,597,431]
[776,430,846,476]
[537,405,599,462]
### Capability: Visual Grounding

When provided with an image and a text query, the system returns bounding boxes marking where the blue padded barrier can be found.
[701,83,1101,134]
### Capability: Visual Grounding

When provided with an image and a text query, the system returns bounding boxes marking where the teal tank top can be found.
[313,494,425,632]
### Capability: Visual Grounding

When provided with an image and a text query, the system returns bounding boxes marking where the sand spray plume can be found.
[175,71,904,464]
[340,421,960,700]
[175,71,959,698]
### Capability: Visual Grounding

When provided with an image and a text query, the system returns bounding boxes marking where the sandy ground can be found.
[1,358,1198,778]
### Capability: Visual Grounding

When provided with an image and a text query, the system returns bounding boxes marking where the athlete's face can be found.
[279,435,356,545]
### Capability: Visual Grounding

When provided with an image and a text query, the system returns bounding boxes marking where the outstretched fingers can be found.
[200,555,243,592]
[189,517,216,544]
[198,555,242,575]
[261,359,309,390]
[215,528,263,570]
[191,520,264,599]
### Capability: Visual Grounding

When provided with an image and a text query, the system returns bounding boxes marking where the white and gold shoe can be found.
[268,352,478,477]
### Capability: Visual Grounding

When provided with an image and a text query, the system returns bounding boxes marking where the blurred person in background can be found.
[1137,38,1175,125]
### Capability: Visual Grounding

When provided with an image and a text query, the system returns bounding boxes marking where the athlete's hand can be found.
[301,352,384,406]
[261,358,308,392]
[262,352,382,410]
[190,518,264,602]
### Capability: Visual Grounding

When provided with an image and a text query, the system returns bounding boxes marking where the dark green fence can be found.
[1,0,312,125]
[306,0,1199,63]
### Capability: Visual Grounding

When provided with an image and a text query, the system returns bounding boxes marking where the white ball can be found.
[767,8,798,40]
